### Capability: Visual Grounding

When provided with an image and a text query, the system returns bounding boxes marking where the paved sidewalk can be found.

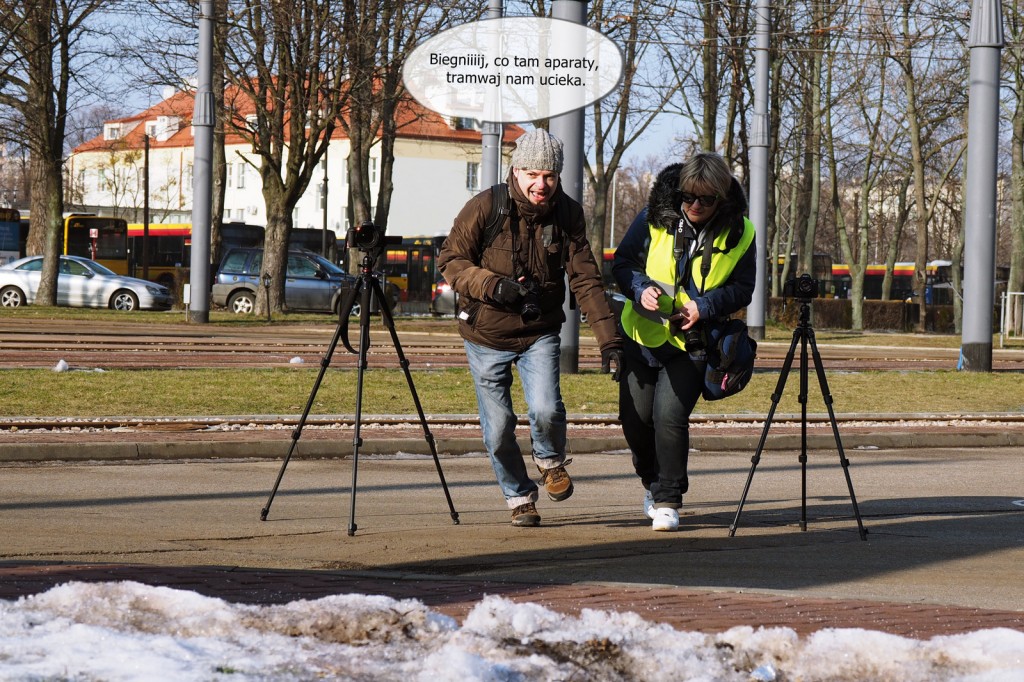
[2,563,1021,640]
[2,444,1022,640]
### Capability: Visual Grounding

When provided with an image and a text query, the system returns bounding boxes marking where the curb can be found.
[3,430,1024,462]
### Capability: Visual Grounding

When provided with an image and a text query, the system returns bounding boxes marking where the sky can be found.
[1,581,1022,681]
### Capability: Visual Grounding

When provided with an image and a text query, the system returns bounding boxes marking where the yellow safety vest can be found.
[621,217,756,350]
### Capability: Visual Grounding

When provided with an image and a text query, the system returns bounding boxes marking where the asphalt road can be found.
[2,447,1022,614]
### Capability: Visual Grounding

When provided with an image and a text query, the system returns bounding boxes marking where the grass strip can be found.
[2,367,1021,418]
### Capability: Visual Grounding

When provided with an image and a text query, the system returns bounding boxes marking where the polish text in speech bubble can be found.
[403,17,624,124]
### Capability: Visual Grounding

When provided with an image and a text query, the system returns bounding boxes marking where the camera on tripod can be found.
[347,220,385,251]
[783,273,821,301]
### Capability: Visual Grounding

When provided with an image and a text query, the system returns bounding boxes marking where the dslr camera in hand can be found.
[783,273,821,301]
[517,276,542,323]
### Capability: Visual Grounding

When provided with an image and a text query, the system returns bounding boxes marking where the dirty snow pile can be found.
[0,582,1021,681]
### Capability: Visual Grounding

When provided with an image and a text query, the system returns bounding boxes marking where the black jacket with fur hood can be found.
[612,163,756,325]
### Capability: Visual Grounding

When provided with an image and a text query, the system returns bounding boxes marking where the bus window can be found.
[64,216,129,273]
[0,207,19,265]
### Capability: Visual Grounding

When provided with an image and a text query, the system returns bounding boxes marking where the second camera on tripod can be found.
[783,273,822,301]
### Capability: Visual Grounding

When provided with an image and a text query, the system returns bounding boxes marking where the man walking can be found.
[438,128,623,527]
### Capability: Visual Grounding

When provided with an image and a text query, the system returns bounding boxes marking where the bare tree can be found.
[117,0,231,266]
[1005,0,1024,336]
[583,0,683,256]
[218,0,348,314]
[339,0,477,238]
[882,0,968,330]
[0,0,107,305]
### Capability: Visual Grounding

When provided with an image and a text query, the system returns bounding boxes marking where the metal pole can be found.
[549,0,586,374]
[321,147,328,257]
[188,0,215,323]
[609,171,617,248]
[481,0,504,188]
[143,134,150,282]
[961,0,1003,371]
[747,0,770,341]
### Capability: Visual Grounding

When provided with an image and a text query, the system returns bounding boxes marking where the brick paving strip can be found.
[1,562,1021,640]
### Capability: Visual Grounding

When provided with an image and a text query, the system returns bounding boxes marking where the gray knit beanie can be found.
[511,129,564,173]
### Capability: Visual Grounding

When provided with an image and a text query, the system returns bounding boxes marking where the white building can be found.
[67,88,523,239]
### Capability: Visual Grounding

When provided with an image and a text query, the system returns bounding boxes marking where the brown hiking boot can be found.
[538,460,574,501]
[511,502,541,527]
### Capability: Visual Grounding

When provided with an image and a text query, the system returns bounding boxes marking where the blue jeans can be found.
[464,335,567,508]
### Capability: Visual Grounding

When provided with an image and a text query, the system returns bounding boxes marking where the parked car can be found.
[430,276,458,316]
[212,247,358,315]
[0,255,173,311]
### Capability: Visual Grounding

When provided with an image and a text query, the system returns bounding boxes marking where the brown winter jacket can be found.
[438,176,620,353]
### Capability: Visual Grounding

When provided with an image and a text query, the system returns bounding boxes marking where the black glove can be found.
[491,277,526,307]
[601,345,624,382]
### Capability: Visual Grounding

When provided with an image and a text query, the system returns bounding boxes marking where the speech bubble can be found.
[403,17,624,124]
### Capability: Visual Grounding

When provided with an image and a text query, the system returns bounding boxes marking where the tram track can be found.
[2,317,1023,371]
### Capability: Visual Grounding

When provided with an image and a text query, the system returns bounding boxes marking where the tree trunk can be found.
[209,0,228,268]
[259,175,290,315]
[28,154,64,306]
[1009,2,1024,335]
[700,0,719,150]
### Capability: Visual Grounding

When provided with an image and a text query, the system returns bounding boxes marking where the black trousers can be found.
[619,340,703,507]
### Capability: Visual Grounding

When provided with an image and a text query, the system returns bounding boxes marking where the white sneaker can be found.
[643,490,655,519]
[651,507,679,532]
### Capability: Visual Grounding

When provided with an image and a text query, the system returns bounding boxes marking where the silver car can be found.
[0,255,174,311]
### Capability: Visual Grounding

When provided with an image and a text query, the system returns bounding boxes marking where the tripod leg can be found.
[799,331,809,531]
[260,281,357,521]
[372,278,460,524]
[730,327,800,536]
[347,275,375,536]
[807,330,868,540]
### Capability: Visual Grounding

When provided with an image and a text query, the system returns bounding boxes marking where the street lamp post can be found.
[143,134,150,282]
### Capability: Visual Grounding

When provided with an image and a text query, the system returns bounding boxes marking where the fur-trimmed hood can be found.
[647,163,749,234]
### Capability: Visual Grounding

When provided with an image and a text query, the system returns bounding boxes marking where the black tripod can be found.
[729,298,867,540]
[260,250,460,536]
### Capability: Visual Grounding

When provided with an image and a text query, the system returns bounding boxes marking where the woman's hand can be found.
[668,300,701,331]
[640,286,662,311]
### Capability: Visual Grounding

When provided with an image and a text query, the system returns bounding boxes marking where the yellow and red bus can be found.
[126,222,267,286]
[63,214,129,274]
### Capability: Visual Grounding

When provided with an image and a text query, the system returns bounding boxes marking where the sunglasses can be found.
[680,192,719,208]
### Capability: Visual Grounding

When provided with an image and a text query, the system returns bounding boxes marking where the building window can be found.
[236,163,245,189]
[370,157,378,184]
[226,163,233,188]
[235,208,244,221]
[466,162,480,192]
[103,124,122,140]
[453,117,480,131]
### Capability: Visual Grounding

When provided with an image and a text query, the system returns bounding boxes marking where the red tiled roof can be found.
[73,87,525,154]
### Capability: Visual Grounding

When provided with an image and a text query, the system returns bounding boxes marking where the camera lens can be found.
[683,327,705,352]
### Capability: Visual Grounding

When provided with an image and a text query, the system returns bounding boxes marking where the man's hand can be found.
[601,344,624,382]
[491,277,526,307]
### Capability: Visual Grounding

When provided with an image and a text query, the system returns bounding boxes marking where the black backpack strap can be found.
[481,183,511,251]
